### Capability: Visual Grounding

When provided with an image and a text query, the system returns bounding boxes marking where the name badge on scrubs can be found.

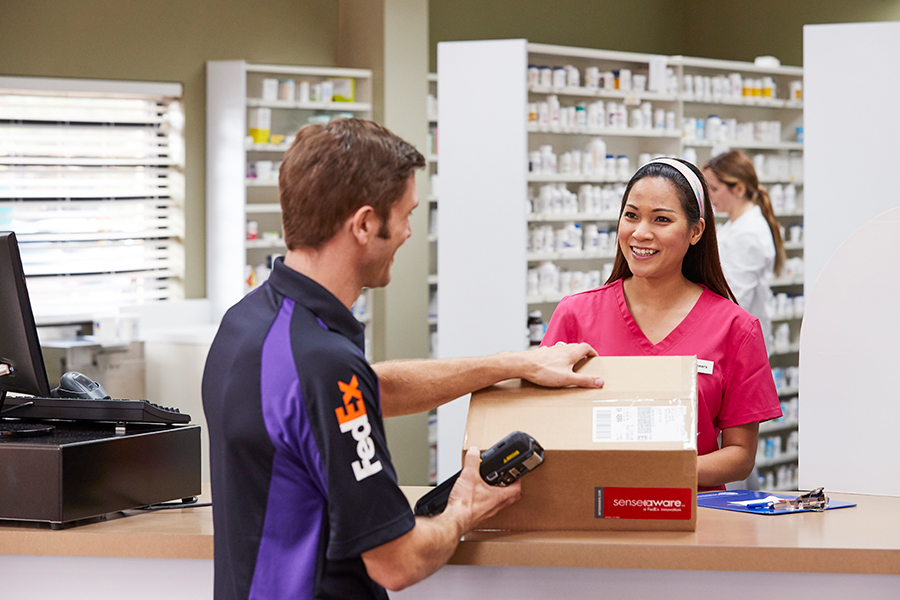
[697,359,714,375]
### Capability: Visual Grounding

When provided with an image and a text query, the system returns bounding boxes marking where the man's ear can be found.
[347,205,379,245]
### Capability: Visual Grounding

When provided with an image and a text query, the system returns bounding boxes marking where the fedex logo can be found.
[336,375,383,481]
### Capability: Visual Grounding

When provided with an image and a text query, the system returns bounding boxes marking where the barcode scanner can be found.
[414,431,544,517]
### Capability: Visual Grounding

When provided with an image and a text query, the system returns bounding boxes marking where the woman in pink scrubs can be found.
[541,158,782,491]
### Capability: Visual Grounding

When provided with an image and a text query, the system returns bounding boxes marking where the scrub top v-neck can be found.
[614,279,705,353]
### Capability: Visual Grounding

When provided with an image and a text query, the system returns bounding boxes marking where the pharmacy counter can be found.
[450,490,900,574]
[1,489,899,599]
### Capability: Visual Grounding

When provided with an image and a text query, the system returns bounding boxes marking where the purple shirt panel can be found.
[250,297,329,600]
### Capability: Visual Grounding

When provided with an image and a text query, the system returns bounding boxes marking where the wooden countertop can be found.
[0,487,214,560]
[2,487,899,575]
[449,491,900,575]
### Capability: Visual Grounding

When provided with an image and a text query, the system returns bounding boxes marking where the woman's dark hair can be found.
[704,149,786,276]
[606,158,737,303]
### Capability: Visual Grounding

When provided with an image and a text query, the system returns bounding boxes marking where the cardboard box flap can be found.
[465,355,698,453]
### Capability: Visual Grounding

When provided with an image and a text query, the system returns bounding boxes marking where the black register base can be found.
[0,421,201,528]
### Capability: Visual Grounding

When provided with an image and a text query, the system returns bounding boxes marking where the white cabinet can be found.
[436,40,804,485]
[206,61,374,357]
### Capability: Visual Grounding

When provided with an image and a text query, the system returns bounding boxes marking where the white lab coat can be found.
[717,204,776,354]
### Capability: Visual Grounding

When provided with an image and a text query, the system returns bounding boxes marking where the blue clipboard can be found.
[698,490,857,515]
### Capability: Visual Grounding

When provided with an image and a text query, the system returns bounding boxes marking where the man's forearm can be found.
[361,514,464,592]
[373,354,524,418]
[374,343,602,418]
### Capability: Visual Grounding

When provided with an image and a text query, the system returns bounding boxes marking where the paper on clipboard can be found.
[698,490,857,515]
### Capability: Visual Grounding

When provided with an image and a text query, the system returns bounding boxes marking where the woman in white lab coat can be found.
[704,150,785,355]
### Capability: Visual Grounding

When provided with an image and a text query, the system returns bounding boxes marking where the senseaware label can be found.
[592,406,688,443]
[596,487,693,520]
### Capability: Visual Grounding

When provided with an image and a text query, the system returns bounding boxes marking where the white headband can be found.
[645,158,705,218]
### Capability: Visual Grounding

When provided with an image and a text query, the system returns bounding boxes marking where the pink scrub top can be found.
[541,278,782,491]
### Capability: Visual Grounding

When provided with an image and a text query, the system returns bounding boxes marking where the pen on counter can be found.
[746,498,790,510]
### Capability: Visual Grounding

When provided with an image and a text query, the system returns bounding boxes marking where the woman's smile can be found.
[630,246,659,257]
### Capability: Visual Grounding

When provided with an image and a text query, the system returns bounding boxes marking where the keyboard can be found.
[1,397,191,425]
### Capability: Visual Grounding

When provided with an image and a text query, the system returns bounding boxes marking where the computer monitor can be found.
[0,231,54,436]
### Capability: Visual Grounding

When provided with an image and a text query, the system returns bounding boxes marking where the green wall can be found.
[429,0,686,70]
[683,0,900,65]
[0,0,340,299]
[430,0,900,69]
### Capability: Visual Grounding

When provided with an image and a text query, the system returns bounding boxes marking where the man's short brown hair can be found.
[278,118,426,250]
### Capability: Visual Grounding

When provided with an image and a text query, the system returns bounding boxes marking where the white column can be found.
[436,39,529,480]
[800,21,900,495]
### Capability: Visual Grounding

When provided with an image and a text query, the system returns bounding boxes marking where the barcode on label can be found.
[593,408,612,441]
[637,406,652,440]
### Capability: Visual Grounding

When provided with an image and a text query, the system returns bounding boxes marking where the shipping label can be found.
[592,406,687,443]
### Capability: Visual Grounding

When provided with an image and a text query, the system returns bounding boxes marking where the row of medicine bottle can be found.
[770,293,804,321]
[530,141,665,180]
[770,184,800,214]
[528,64,680,96]
[530,183,626,217]
[753,153,803,182]
[682,74,801,104]
[683,116,796,145]
[758,433,781,460]
[529,223,617,255]
[528,181,799,222]
[531,144,631,180]
[759,431,799,461]
[528,261,614,297]
[529,95,677,132]
[777,257,804,282]
[528,64,802,104]
[759,464,798,491]
[772,368,800,395]
[255,77,356,103]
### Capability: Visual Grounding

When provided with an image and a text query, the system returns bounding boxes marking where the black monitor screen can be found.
[0,231,51,398]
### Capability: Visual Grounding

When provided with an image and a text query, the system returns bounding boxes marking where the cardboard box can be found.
[464,355,698,531]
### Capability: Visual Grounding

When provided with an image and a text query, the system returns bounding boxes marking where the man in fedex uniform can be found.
[202,118,601,599]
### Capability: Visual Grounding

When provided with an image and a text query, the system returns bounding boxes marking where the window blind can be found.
[0,76,185,324]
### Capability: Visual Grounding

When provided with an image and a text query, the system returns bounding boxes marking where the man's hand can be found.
[443,446,521,531]
[361,446,519,592]
[514,342,604,389]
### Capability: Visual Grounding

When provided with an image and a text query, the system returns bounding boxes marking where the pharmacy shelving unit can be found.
[671,55,805,490]
[426,73,439,484]
[436,40,804,486]
[427,73,439,359]
[206,61,375,357]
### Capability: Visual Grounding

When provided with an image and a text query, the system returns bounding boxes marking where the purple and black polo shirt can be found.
[202,258,414,599]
